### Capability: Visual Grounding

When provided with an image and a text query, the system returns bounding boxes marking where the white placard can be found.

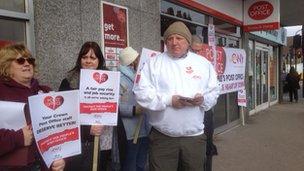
[0,101,26,130]
[79,69,120,126]
[28,90,81,168]
[238,89,247,107]
[133,48,160,88]
[195,44,246,94]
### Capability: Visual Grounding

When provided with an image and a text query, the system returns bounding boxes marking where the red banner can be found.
[37,127,79,154]
[80,102,117,114]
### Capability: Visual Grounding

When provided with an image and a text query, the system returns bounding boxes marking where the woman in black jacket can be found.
[286,67,300,102]
[58,41,122,170]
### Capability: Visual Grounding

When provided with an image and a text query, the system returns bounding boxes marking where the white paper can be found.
[133,48,161,89]
[28,90,81,168]
[0,101,26,130]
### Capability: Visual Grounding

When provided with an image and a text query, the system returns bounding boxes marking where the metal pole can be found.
[302,25,304,97]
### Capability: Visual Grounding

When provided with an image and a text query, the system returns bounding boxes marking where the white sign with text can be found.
[79,69,120,126]
[28,90,81,168]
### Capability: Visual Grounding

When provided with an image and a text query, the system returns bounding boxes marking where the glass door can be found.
[255,44,269,108]
[256,49,262,105]
[262,51,269,103]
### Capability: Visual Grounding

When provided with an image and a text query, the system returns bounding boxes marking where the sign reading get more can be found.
[244,0,279,32]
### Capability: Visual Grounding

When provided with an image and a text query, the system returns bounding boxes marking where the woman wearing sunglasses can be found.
[0,43,65,171]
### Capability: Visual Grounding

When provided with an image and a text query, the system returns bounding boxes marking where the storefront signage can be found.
[251,27,287,45]
[244,0,280,32]
[248,1,273,20]
[101,1,128,69]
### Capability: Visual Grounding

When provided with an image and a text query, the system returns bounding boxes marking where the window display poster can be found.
[28,90,81,168]
[102,1,128,68]
[79,69,120,126]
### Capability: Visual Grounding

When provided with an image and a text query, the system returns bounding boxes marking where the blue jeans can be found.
[122,137,149,171]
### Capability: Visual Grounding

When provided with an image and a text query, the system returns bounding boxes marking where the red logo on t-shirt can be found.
[186,66,193,74]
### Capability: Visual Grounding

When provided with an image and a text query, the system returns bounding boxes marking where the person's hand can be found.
[172,95,194,108]
[172,95,184,109]
[179,97,195,107]
[51,159,65,171]
[22,125,33,146]
[90,125,104,136]
[191,93,204,106]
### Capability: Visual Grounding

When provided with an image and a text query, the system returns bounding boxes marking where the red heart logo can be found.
[44,96,64,110]
[93,72,108,84]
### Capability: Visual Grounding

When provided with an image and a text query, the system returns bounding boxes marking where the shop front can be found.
[160,0,244,132]
[0,0,286,133]
[247,29,286,114]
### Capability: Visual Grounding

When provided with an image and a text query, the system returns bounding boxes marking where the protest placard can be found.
[133,48,160,88]
[28,90,81,168]
[0,101,26,130]
[197,44,246,94]
[79,69,120,126]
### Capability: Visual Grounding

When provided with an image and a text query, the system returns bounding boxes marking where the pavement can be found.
[213,94,304,171]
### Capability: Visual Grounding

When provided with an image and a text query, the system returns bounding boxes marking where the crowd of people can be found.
[0,21,220,171]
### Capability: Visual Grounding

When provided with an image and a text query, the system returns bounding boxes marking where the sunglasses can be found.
[15,57,36,65]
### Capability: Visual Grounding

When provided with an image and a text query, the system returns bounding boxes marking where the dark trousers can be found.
[288,88,298,102]
[149,128,206,171]
[204,110,218,171]
[122,137,149,171]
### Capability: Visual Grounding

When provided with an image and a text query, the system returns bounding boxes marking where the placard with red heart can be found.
[44,96,64,110]
[93,72,108,84]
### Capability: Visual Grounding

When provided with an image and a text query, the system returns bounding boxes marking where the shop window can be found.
[161,15,208,43]
[213,17,240,37]
[229,92,239,122]
[161,0,207,25]
[248,40,255,111]
[0,18,26,43]
[214,94,227,127]
[0,0,33,48]
[0,0,25,13]
[214,33,240,128]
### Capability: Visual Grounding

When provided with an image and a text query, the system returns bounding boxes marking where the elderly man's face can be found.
[166,34,189,58]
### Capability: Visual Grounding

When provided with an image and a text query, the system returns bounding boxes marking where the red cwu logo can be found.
[186,66,193,74]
